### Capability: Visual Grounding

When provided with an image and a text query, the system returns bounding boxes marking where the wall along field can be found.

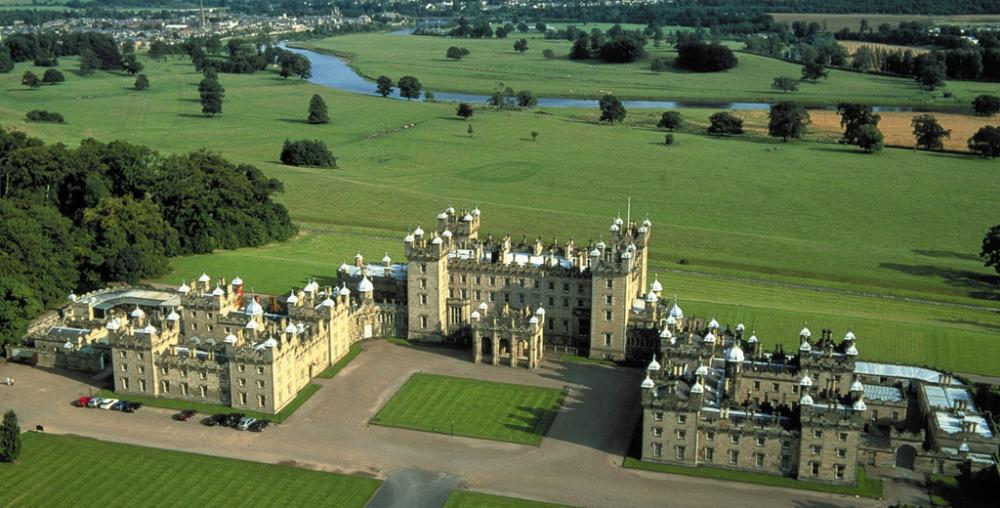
[0,53,998,375]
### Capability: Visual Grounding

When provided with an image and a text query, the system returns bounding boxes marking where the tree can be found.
[911,114,950,151]
[21,71,39,89]
[398,75,422,100]
[768,102,810,141]
[0,410,21,463]
[915,56,947,90]
[517,22,529,33]
[968,126,1000,158]
[598,36,646,63]
[41,69,64,85]
[199,77,224,117]
[675,42,737,72]
[467,124,474,137]
[280,139,337,168]
[514,39,529,54]
[771,76,798,93]
[542,49,555,60]
[530,131,538,142]
[801,60,828,81]
[0,48,14,74]
[134,73,149,91]
[851,46,878,72]
[982,225,1000,275]
[657,111,683,130]
[79,49,100,76]
[664,133,675,145]
[855,124,884,152]
[598,94,626,124]
[516,90,537,108]
[535,22,547,33]
[81,197,180,283]
[446,46,467,60]
[837,103,881,145]
[972,95,1000,116]
[456,102,474,119]
[569,37,591,60]
[707,112,744,136]
[375,75,394,97]
[123,53,143,75]
[308,94,329,124]
[148,40,169,61]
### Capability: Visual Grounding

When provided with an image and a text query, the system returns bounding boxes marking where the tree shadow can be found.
[879,262,1000,301]
[911,249,981,263]
[277,118,311,124]
[176,113,212,119]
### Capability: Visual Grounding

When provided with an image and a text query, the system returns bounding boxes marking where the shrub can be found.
[968,126,1000,157]
[657,111,683,130]
[664,133,674,145]
[542,49,555,59]
[675,42,737,72]
[973,95,1000,116]
[41,69,64,84]
[280,139,337,168]
[707,112,743,136]
[25,110,65,123]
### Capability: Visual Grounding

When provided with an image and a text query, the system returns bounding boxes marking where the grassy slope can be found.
[0,433,381,508]
[443,490,573,508]
[295,32,1000,108]
[1,57,999,375]
[370,373,565,445]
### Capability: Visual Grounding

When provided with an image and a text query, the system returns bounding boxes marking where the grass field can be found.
[1,55,999,376]
[99,383,321,422]
[443,490,573,508]
[293,32,1000,109]
[0,433,381,507]
[370,373,565,445]
[623,456,883,499]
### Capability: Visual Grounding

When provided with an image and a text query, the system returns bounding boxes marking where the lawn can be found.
[2,54,999,376]
[623,456,883,499]
[294,32,1000,109]
[443,490,573,508]
[370,373,565,445]
[0,433,381,508]
[98,383,321,423]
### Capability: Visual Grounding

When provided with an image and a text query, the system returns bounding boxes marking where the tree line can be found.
[0,129,296,344]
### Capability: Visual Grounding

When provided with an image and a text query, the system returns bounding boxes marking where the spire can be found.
[626,196,631,226]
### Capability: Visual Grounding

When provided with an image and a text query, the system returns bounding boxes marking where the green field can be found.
[1,54,999,376]
[371,373,565,445]
[294,32,1000,109]
[0,433,381,507]
[443,490,573,508]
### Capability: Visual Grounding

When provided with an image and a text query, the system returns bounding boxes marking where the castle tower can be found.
[405,224,449,341]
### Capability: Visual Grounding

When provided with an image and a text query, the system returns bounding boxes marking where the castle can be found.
[18,206,999,486]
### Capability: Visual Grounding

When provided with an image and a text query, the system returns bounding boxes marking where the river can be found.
[280,43,913,112]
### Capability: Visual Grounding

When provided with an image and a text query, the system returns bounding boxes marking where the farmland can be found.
[769,13,1000,31]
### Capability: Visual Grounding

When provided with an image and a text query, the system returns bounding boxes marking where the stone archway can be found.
[895,444,917,470]
[499,338,511,356]
[481,337,493,356]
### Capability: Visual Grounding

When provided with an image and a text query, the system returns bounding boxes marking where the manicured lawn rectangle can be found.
[622,457,883,499]
[443,490,573,508]
[99,382,321,423]
[318,343,362,378]
[0,433,381,508]
[371,373,565,446]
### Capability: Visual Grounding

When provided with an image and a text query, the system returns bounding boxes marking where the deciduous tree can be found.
[968,126,1000,158]
[375,75,393,97]
[307,94,329,124]
[768,102,810,141]
[771,76,798,93]
[134,73,149,91]
[514,39,529,53]
[973,95,1000,116]
[20,71,39,88]
[398,75,422,100]
[855,124,884,152]
[707,112,744,136]
[837,103,881,145]
[599,94,626,124]
[41,68,64,84]
[456,102,474,119]
[657,111,683,130]
[911,114,950,151]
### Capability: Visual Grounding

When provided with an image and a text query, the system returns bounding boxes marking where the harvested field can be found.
[808,110,996,151]
[838,40,931,56]
[769,13,1000,31]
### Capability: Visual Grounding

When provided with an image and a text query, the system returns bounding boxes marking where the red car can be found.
[175,409,197,421]
[76,396,93,407]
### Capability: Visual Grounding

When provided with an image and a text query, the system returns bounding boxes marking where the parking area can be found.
[0,340,882,508]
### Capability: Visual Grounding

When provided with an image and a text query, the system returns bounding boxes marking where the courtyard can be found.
[0,339,885,508]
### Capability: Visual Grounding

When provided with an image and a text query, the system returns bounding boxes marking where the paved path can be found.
[0,341,884,508]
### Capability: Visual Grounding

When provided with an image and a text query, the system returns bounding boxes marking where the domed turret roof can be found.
[959,441,970,452]
[245,296,263,316]
[446,205,455,214]
[614,214,624,226]
[643,217,652,228]
[799,326,812,338]
[131,307,145,318]
[800,374,813,387]
[431,236,443,245]
[651,277,663,293]
[748,332,758,343]
[178,281,190,294]
[852,398,867,412]
[800,393,814,406]
[589,248,601,257]
[211,285,224,297]
[413,225,424,236]
[736,322,745,332]
[437,211,449,219]
[232,275,243,286]
[666,315,677,325]
[198,272,211,283]
[799,341,812,352]
[725,345,745,363]
[641,375,655,389]
[286,291,298,304]
[708,318,719,329]
[224,333,237,343]
[668,298,684,319]
[610,223,620,232]
[479,302,488,311]
[285,323,297,334]
[319,297,336,307]
[472,207,481,216]
[263,338,278,348]
[463,214,473,222]
[659,327,672,338]
[596,240,606,249]
[690,382,704,394]
[535,306,545,315]
[404,234,414,243]
[382,252,392,264]
[850,379,864,392]
[647,357,661,371]
[67,292,77,301]
[703,332,716,344]
[442,229,452,238]
[845,330,856,341]
[645,290,658,303]
[143,324,156,334]
[105,318,120,330]
[167,310,180,321]
[695,364,709,376]
[358,277,374,293]
[471,310,480,320]
[305,279,319,292]
[529,316,539,325]
[621,249,632,259]
[339,283,351,296]
[245,320,258,330]
[845,344,859,356]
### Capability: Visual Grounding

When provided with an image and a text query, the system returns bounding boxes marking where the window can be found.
[475,275,481,285]
[489,276,496,286]
[606,279,613,289]
[839,432,848,442]
[605,295,613,305]
[239,378,246,387]
[871,409,879,421]
[706,431,716,441]
[256,366,264,375]
[756,437,765,447]
[676,446,686,460]
[504,277,511,286]
[562,320,569,332]
[199,371,207,380]
[729,450,739,465]
[461,289,468,299]
[137,352,143,361]
[517,294,524,305]
[181,383,189,396]
[811,445,822,455]
[119,350,126,359]
[782,440,790,450]
[419,294,427,305]
[503,293,510,303]
[257,379,265,388]
[753,381,760,390]
[238,364,245,373]
[419,278,426,289]
[121,378,129,391]
[675,430,686,439]
[652,427,662,437]
[652,443,662,457]
[547,296,554,306]
[561,283,568,292]
[563,298,569,309]
[120,363,128,372]
[200,385,208,398]
[891,411,899,422]
[548,282,555,290]
[258,394,266,407]
[239,392,247,404]
[420,316,428,329]
[772,383,780,392]
[677,415,687,424]
[603,333,612,347]
[181,368,188,378]
[547,318,554,330]
[781,455,790,470]
[419,263,426,274]
[653,411,663,422]
[460,275,467,284]
[835,464,845,480]
[755,454,764,468]
[161,380,170,393]
[160,366,168,375]
[476,290,482,301]
[813,430,823,439]
[605,310,613,321]
[489,292,496,302]
[730,435,740,445]
[138,366,145,375]
[705,448,714,462]
[836,448,847,459]
[139,379,146,392]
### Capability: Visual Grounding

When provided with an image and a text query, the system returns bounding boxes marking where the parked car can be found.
[248,419,271,432]
[99,398,118,410]
[223,413,244,428]
[202,414,227,427]
[76,396,93,407]
[174,409,197,421]
[236,416,257,431]
[123,401,142,412]
[111,400,128,411]
[87,397,104,408]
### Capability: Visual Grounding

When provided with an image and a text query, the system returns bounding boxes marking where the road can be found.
[0,340,883,508]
